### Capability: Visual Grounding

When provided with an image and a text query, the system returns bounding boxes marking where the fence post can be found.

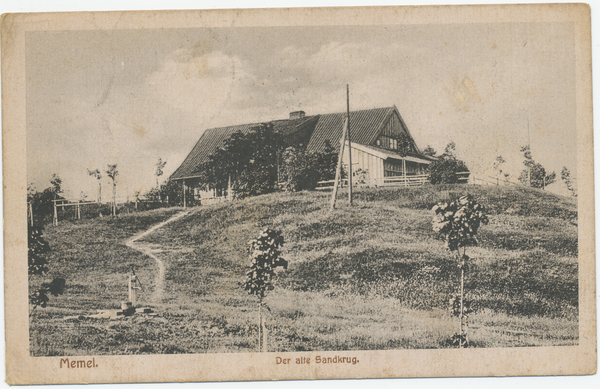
[128,275,137,308]
[29,202,34,226]
[53,201,58,226]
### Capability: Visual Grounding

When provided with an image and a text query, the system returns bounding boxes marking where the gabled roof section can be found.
[394,106,423,155]
[366,106,423,154]
[170,115,318,180]
[306,107,394,153]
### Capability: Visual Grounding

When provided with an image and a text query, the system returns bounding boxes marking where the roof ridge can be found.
[203,114,321,132]
[317,105,395,117]
[200,107,393,132]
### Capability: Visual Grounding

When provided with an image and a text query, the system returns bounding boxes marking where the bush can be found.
[427,142,469,184]
[428,158,469,184]
[27,176,63,226]
[280,147,320,192]
[144,180,184,206]
[29,224,65,314]
[519,162,556,189]
[280,142,338,192]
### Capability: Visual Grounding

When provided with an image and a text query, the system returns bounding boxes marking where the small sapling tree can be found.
[87,168,102,202]
[242,228,288,352]
[155,157,167,188]
[105,164,118,216]
[50,174,62,195]
[432,195,488,348]
[493,156,509,185]
[518,145,556,189]
[561,166,577,197]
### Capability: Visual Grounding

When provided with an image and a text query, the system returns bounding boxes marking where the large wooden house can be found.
[171,106,435,201]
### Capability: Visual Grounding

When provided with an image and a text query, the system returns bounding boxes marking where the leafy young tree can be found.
[50,173,62,195]
[493,156,509,184]
[432,195,488,348]
[87,168,102,202]
[561,166,577,197]
[422,145,437,157]
[242,228,288,352]
[155,157,167,188]
[518,146,556,189]
[105,164,119,216]
[427,142,469,184]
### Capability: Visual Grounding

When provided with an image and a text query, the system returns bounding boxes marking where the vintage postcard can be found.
[2,3,596,385]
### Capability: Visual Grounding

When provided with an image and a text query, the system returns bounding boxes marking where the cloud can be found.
[146,49,258,118]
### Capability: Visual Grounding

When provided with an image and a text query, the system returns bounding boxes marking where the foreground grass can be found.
[29,208,183,313]
[30,185,578,355]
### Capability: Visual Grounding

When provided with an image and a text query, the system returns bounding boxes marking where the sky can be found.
[26,21,577,200]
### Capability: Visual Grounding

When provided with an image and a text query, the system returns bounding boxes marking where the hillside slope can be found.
[30,185,578,355]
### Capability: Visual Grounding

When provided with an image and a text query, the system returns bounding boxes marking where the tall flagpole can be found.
[329,118,347,210]
[347,85,353,205]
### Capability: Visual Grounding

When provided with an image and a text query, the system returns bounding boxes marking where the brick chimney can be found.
[289,110,306,119]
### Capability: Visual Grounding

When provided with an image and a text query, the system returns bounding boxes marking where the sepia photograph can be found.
[2,1,596,385]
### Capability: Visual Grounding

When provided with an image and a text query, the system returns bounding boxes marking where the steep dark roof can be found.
[306,107,394,153]
[170,116,317,180]
[171,105,429,181]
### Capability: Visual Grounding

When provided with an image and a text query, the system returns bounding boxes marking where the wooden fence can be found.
[316,171,471,190]
[379,174,429,187]
[51,199,100,226]
[470,174,521,187]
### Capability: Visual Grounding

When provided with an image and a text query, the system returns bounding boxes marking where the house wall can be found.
[342,146,384,186]
[341,145,430,186]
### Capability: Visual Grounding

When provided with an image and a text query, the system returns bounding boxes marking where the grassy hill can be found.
[30,184,578,355]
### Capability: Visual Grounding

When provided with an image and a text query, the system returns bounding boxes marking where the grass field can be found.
[29,184,578,355]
